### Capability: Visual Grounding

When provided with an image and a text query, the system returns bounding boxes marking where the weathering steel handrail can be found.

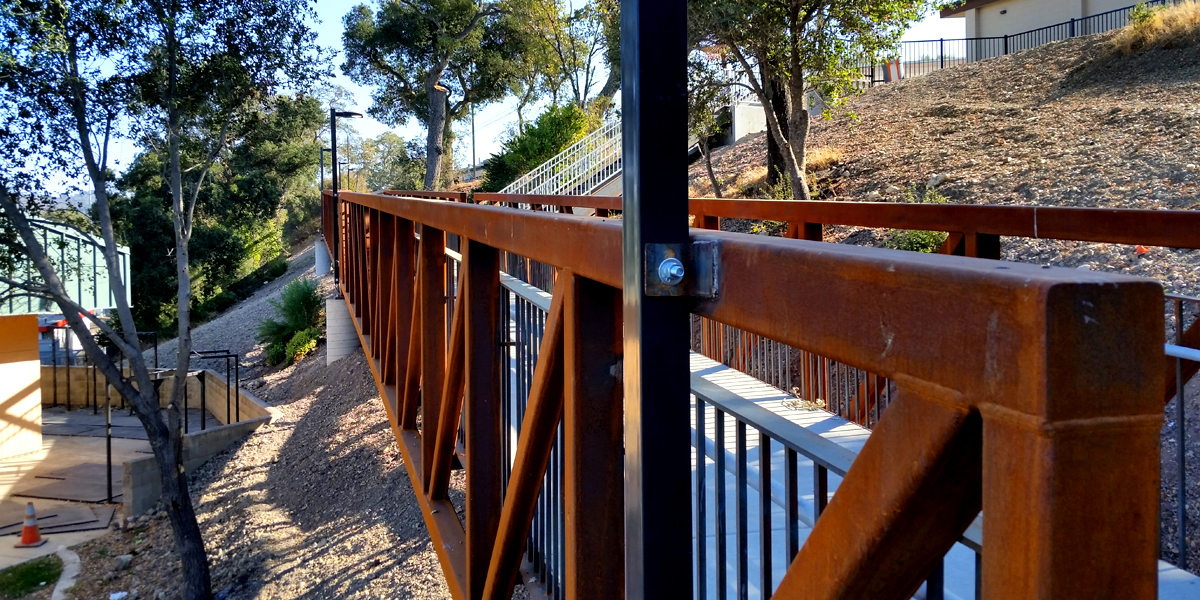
[328,187,1162,600]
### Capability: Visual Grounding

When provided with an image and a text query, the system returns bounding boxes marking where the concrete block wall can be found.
[0,316,42,459]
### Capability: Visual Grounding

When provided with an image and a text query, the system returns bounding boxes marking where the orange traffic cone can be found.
[14,502,46,548]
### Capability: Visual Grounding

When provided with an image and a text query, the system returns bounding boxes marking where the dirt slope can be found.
[688,32,1200,297]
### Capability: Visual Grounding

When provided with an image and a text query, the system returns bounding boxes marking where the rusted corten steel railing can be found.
[475,192,1200,414]
[328,188,1163,600]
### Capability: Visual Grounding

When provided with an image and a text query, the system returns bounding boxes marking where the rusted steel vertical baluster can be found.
[374,210,394,366]
[429,265,468,497]
[563,275,624,600]
[395,218,416,415]
[464,240,502,600]
[420,225,447,486]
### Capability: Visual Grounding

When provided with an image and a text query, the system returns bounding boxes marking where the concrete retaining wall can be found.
[122,414,273,516]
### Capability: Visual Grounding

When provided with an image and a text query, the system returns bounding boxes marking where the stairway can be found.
[500,119,623,196]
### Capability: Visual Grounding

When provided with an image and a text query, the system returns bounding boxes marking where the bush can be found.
[480,104,590,192]
[267,256,289,278]
[284,327,321,364]
[1114,0,1200,54]
[886,185,949,252]
[885,229,948,253]
[258,277,322,347]
[264,342,287,366]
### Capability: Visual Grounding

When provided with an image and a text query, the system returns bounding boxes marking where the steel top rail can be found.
[474,193,1200,249]
[341,190,1160,409]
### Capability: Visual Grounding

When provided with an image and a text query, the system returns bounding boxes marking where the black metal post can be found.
[940,38,945,69]
[330,108,341,285]
[225,356,231,428]
[51,335,58,406]
[1177,298,1187,569]
[620,0,693,595]
[105,379,112,503]
[65,330,71,410]
[234,357,240,422]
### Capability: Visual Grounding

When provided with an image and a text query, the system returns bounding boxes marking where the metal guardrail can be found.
[330,188,1165,599]
[499,119,623,197]
[858,0,1183,86]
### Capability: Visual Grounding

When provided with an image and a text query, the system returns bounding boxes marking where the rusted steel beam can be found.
[772,387,983,599]
[335,285,469,599]
[473,193,621,210]
[420,225,448,486]
[342,193,624,288]
[463,240,502,600]
[429,264,468,499]
[474,193,1200,249]
[393,218,416,395]
[383,189,468,202]
[400,267,421,431]
[482,288,566,600]
[377,214,396,382]
[563,275,625,600]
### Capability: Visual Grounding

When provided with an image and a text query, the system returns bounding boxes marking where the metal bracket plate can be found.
[644,240,720,298]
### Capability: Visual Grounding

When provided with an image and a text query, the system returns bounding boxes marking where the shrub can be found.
[886,185,950,252]
[806,147,844,172]
[258,278,323,365]
[284,327,321,364]
[267,256,289,278]
[1113,0,1200,54]
[264,342,287,366]
[885,229,948,253]
[480,104,590,192]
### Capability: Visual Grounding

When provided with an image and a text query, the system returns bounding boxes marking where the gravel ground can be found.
[59,243,510,598]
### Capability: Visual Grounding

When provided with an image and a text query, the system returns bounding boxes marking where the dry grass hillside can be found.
[687,26,1200,298]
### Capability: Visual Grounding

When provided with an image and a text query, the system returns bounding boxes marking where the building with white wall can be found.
[942,0,1146,58]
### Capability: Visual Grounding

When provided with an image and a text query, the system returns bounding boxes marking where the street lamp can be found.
[329,108,363,287]
[320,148,332,190]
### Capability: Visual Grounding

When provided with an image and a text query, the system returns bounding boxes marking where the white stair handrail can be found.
[500,119,623,196]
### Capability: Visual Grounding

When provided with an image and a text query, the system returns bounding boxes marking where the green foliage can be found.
[1130,2,1161,26]
[116,95,325,334]
[257,277,323,364]
[0,554,62,598]
[342,0,539,187]
[887,185,949,252]
[768,169,794,200]
[265,342,287,366]
[480,104,590,192]
[750,220,788,236]
[285,327,321,364]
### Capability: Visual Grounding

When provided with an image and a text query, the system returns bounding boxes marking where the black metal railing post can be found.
[620,0,693,594]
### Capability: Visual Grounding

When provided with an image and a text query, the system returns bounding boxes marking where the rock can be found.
[1076,265,1091,271]
[130,591,140,600]
[1186,164,1198,171]
[927,173,948,188]
[867,190,881,199]
[113,554,134,571]
[156,511,167,520]
[885,185,901,194]
[109,593,128,600]
[155,590,167,600]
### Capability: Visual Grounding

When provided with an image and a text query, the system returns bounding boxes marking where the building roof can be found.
[940,0,1005,17]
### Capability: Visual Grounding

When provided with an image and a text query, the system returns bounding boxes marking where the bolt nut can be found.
[657,257,686,286]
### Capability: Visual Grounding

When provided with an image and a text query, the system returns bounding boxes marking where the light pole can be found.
[320,148,332,190]
[329,108,363,287]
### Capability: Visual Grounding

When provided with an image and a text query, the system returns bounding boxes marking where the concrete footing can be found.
[315,240,330,276]
[326,298,359,364]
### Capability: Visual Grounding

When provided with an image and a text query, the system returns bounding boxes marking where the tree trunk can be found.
[761,63,788,189]
[163,15,213,600]
[424,82,449,190]
[784,59,812,200]
[702,139,722,198]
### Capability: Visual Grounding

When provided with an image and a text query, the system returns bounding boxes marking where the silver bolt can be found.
[658,257,686,285]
